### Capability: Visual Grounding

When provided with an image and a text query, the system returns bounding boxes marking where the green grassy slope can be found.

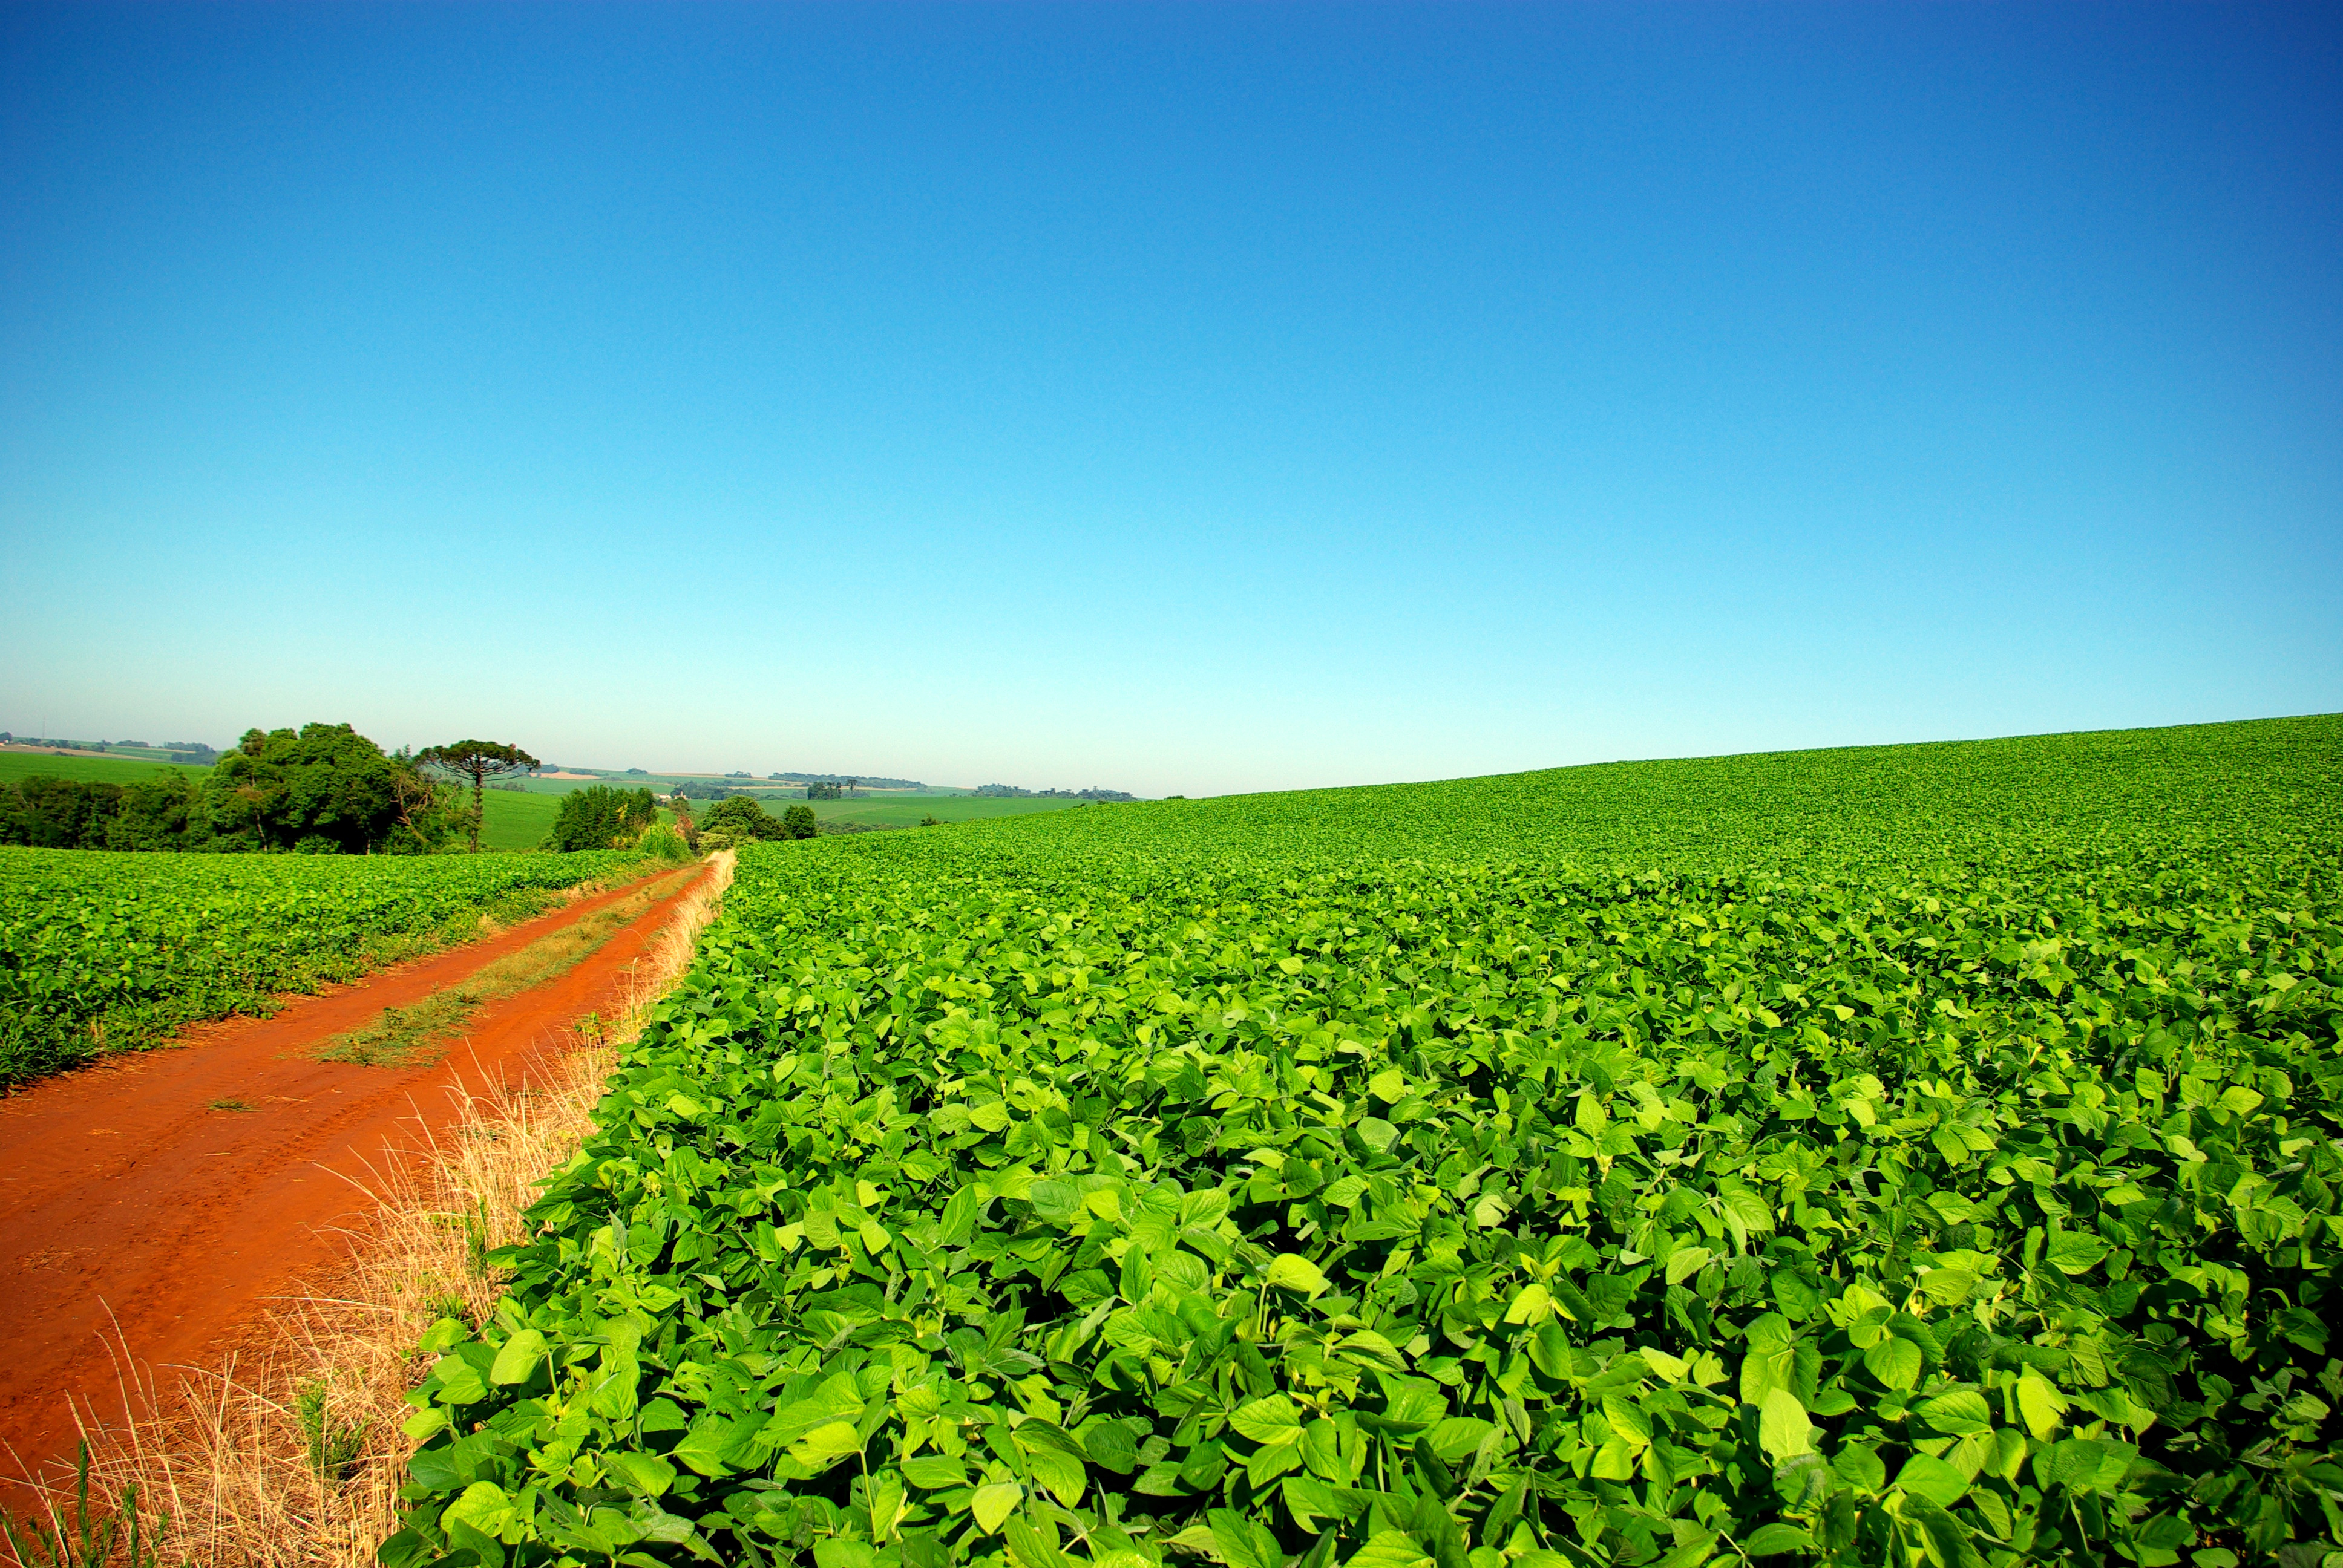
[970,712,2341,874]
[476,788,560,850]
[0,751,208,788]
[809,794,1083,828]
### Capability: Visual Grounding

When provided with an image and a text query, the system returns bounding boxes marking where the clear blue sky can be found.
[2,3,2335,797]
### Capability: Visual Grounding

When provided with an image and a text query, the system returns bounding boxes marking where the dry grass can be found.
[28,851,735,1567]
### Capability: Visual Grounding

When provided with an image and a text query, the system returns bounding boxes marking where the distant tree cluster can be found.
[767,771,925,790]
[0,724,473,854]
[972,783,1136,802]
[546,785,660,852]
[0,724,545,855]
[804,780,844,800]
[697,797,818,849]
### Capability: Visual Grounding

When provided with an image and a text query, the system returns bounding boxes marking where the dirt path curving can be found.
[0,860,713,1491]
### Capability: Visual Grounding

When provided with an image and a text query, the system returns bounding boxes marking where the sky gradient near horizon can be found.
[3,3,2337,798]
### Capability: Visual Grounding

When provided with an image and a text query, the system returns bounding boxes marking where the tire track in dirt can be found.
[0,859,715,1488]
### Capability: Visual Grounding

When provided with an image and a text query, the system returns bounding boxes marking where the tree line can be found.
[0,725,540,855]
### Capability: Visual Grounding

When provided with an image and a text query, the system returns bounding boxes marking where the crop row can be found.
[0,845,644,1088]
[385,721,2341,1568]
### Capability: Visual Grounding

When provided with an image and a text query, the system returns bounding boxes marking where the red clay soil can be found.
[0,861,712,1493]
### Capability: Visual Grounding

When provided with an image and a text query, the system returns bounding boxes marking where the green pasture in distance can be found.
[0,750,206,789]
[809,794,1083,828]
[390,712,2343,1568]
[477,788,562,851]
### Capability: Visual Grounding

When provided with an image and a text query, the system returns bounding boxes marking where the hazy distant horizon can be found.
[7,707,2336,806]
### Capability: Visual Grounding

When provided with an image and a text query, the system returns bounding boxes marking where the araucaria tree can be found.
[416,739,540,852]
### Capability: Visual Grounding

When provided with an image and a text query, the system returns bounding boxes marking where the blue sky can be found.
[2,3,2335,797]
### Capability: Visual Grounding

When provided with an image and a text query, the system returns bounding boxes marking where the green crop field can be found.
[482,788,565,850]
[0,750,209,789]
[387,716,2342,1568]
[0,846,644,1089]
[813,796,1088,829]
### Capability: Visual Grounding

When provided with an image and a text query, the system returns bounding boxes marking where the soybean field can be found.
[391,716,2341,1568]
[0,847,643,1088]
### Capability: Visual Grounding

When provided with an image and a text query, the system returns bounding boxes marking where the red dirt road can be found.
[0,863,710,1489]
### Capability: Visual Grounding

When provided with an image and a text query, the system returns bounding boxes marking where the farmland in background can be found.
[0,846,645,1088]
[0,750,210,790]
[388,714,2340,1568]
[810,795,1090,829]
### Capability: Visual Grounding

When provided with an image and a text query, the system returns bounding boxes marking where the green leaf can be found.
[1863,1336,1922,1391]
[671,1415,742,1477]
[431,1354,488,1407]
[2046,1232,2110,1275]
[1832,1445,1886,1494]
[1082,1422,1139,1474]
[603,1451,675,1498]
[1006,1518,1071,1568]
[487,1328,546,1386]
[1026,1448,1087,1506]
[902,1455,968,1489]
[1665,1247,1714,1286]
[816,1544,878,1568]
[1740,1524,1814,1558]
[439,1481,516,1536]
[1426,1416,1495,1463]
[1758,1388,1812,1461]
[1263,1254,1329,1293]
[971,1481,1024,1535]
[1231,1395,1304,1445]
[790,1419,866,1468]
[1913,1388,1993,1436]
[1347,1531,1434,1568]
[1209,1508,1284,1568]
[2016,1372,2068,1439]
[1896,1452,1970,1508]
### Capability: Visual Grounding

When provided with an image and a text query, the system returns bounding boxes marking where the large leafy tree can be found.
[204,724,404,852]
[547,785,659,852]
[416,739,540,852]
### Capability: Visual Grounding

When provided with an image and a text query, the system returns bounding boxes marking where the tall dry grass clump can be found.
[34,851,735,1568]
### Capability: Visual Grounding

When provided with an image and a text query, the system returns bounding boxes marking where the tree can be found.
[703,795,788,844]
[205,724,406,852]
[549,786,659,852]
[382,748,470,853]
[416,739,540,852]
[781,804,818,840]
